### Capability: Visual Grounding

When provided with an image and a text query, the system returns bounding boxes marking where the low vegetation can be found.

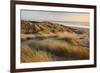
[30,41,89,60]
[21,20,89,63]
[21,44,53,62]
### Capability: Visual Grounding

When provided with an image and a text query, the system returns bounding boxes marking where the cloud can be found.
[21,10,89,22]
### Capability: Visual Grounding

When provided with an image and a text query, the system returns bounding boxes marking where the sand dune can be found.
[21,20,89,63]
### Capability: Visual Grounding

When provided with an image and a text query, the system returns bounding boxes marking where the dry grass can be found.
[21,30,89,62]
[21,40,89,63]
[30,41,89,60]
[21,44,53,63]
[21,20,89,62]
[58,37,80,46]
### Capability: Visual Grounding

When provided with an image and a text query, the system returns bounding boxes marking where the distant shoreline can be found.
[52,23,89,28]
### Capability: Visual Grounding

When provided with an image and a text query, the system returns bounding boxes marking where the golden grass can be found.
[21,37,89,62]
[60,37,80,46]
[21,20,89,62]
[21,44,52,63]
[35,33,48,39]
[30,41,89,60]
[21,31,89,62]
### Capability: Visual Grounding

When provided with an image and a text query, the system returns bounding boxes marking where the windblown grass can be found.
[21,31,89,62]
[29,41,89,60]
[21,44,53,63]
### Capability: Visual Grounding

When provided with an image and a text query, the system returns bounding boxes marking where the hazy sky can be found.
[21,10,89,22]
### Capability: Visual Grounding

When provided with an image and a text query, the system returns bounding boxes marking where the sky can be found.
[20,10,89,22]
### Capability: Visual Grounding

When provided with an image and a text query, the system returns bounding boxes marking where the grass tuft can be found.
[21,44,53,62]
